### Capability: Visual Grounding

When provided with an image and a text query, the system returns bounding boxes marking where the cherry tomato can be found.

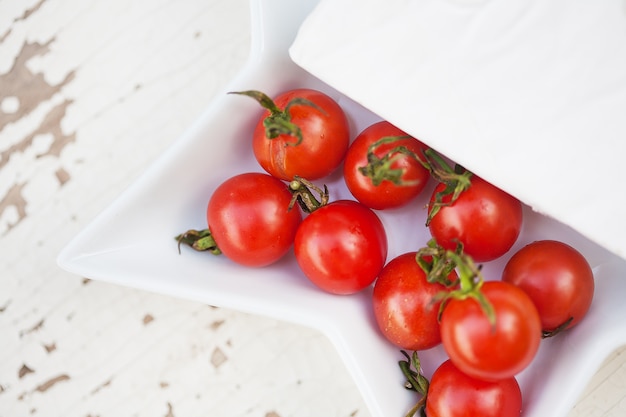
[294,200,388,295]
[425,359,522,417]
[242,88,350,181]
[428,176,523,262]
[372,252,456,350]
[502,240,594,333]
[440,280,541,381]
[206,172,302,267]
[343,121,430,210]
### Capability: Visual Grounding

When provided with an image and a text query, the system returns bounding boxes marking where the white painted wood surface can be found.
[0,0,624,416]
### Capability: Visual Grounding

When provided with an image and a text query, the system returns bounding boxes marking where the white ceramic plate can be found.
[58,1,626,416]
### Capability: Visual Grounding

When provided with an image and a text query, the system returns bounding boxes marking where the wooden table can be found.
[1,0,624,416]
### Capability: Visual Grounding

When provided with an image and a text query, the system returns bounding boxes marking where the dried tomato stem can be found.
[175,229,221,255]
[542,317,574,338]
[288,176,329,213]
[399,350,429,417]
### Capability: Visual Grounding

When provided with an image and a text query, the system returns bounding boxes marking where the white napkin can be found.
[290,0,626,260]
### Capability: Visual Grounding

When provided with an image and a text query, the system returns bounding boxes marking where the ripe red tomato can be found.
[294,200,388,295]
[372,252,456,350]
[343,121,430,210]
[206,172,302,267]
[428,176,523,262]
[425,359,522,417]
[440,280,541,381]
[502,240,594,333]
[245,88,350,181]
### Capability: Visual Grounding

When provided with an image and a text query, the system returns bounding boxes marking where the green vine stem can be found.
[358,135,423,187]
[445,250,496,329]
[229,90,324,146]
[416,239,496,329]
[415,239,460,287]
[421,148,473,226]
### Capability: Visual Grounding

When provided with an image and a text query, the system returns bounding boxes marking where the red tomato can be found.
[343,121,430,210]
[425,359,522,417]
[428,176,523,262]
[294,200,388,295]
[502,240,594,333]
[247,88,350,181]
[440,280,541,381]
[206,172,302,267]
[372,252,456,350]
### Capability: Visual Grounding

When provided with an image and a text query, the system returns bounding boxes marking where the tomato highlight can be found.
[440,280,542,381]
[205,172,302,267]
[428,175,523,262]
[502,239,595,335]
[373,252,457,351]
[426,359,523,417]
[294,200,388,295]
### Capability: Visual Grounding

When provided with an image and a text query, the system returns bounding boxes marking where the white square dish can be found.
[58,1,626,417]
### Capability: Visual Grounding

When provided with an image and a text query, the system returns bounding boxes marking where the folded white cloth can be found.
[290,0,626,260]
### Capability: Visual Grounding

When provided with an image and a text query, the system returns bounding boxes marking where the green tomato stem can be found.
[358,135,423,187]
[415,240,458,287]
[416,240,496,329]
[440,249,496,329]
[421,148,473,226]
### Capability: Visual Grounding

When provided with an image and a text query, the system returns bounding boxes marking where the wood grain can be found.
[0,0,624,417]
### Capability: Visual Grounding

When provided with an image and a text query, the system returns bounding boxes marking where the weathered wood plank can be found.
[0,1,624,417]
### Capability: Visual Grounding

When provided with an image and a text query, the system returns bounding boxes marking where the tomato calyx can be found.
[422,148,473,225]
[358,135,423,187]
[399,350,429,417]
[417,240,496,329]
[415,239,459,287]
[229,90,324,146]
[288,175,329,213]
[175,229,222,255]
